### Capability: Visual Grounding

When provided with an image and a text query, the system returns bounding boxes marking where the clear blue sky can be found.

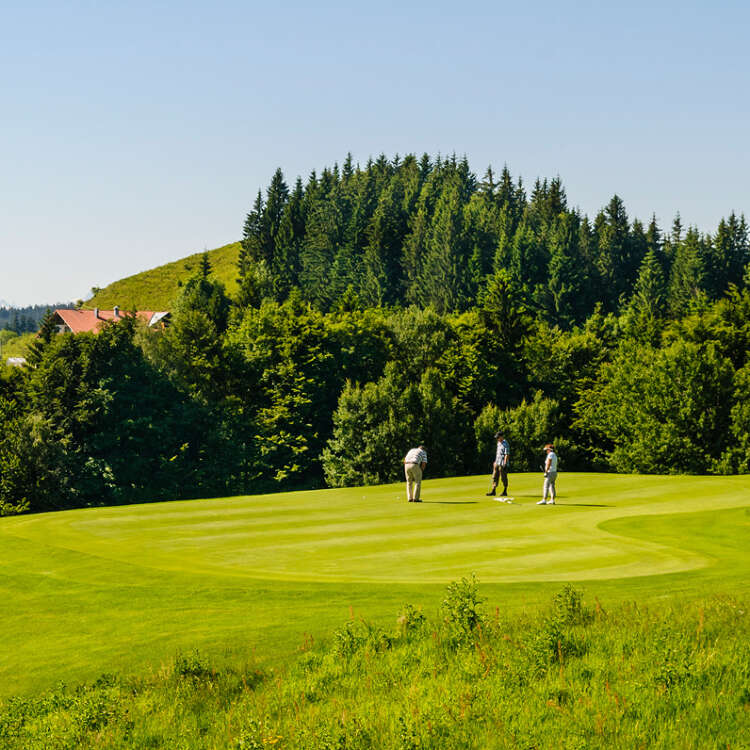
[2,0,748,305]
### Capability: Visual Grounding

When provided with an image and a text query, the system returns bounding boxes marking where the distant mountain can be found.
[86,242,241,311]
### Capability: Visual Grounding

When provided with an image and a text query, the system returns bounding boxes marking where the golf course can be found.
[1,472,748,700]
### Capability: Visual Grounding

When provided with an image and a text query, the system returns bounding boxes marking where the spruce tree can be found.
[264,168,289,263]
[361,173,407,306]
[634,249,666,312]
[272,178,305,298]
[417,181,470,312]
[667,227,707,316]
[547,212,586,327]
[596,195,632,310]
[27,309,57,366]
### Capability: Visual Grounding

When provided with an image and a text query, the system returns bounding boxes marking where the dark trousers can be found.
[492,463,508,493]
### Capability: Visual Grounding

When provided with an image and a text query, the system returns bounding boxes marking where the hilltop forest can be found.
[2,153,750,515]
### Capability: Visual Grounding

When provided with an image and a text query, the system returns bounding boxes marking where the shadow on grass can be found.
[558,503,612,508]
[509,495,612,508]
[422,501,480,505]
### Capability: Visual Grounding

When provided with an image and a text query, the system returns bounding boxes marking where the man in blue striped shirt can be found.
[403,445,427,502]
[486,432,509,497]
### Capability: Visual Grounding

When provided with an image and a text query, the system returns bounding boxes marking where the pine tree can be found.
[342,152,354,183]
[200,251,211,279]
[667,227,707,316]
[630,249,667,317]
[596,195,632,310]
[709,212,750,297]
[238,191,266,306]
[264,168,289,260]
[547,213,586,327]
[272,178,305,298]
[480,166,497,198]
[361,173,407,306]
[417,181,470,312]
[27,309,57,366]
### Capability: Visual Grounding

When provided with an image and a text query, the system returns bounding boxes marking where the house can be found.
[52,307,171,334]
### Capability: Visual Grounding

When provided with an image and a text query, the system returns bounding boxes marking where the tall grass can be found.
[2,580,747,749]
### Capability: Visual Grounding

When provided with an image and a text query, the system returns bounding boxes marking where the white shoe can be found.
[548,499,555,505]
[537,500,547,505]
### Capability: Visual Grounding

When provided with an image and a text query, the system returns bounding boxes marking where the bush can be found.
[440,574,486,648]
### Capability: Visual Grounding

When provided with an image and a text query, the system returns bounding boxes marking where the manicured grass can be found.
[1,473,748,698]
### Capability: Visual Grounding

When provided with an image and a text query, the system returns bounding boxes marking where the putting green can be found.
[1,473,748,696]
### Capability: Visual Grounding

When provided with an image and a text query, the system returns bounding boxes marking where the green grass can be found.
[2,584,747,749]
[1,473,748,700]
[85,241,241,310]
[0,332,34,360]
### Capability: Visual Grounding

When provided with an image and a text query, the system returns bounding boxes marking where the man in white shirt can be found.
[537,443,558,505]
[403,445,427,502]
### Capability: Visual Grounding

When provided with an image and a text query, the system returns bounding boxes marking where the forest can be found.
[1,153,749,515]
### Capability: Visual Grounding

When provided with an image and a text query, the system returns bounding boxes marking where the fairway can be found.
[1,472,748,697]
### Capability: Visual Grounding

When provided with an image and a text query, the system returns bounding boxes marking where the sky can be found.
[2,0,749,306]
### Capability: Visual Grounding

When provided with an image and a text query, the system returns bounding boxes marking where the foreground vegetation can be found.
[1,580,747,749]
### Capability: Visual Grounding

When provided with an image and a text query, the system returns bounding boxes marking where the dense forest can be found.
[1,154,749,515]
[0,304,69,334]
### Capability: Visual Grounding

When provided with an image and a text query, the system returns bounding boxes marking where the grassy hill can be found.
[85,241,241,311]
[1,472,748,700]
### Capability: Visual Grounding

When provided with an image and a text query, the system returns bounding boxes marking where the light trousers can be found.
[404,462,422,501]
[543,471,557,500]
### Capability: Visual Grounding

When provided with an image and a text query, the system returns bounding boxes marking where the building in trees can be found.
[51,308,170,334]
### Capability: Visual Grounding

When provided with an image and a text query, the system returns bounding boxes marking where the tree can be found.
[361,173,407,306]
[272,178,305,298]
[575,339,734,473]
[416,181,471,312]
[546,212,589,327]
[26,309,56,366]
[595,195,633,310]
[322,363,471,487]
[622,249,667,342]
[667,227,708,316]
[474,391,563,472]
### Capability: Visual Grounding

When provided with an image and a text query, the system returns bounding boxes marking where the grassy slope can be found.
[1,472,748,697]
[0,332,35,360]
[85,241,241,310]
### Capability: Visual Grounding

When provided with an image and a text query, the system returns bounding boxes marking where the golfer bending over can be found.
[538,443,558,505]
[403,444,427,502]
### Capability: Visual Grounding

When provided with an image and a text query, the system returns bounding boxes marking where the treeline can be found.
[0,304,68,334]
[238,154,749,323]
[1,155,749,515]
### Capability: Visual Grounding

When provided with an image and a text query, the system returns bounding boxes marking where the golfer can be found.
[403,444,427,502]
[486,431,510,497]
[537,443,558,505]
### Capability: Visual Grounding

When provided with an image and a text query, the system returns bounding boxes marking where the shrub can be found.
[440,574,486,648]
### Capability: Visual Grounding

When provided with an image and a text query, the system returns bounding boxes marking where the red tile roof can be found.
[53,309,168,334]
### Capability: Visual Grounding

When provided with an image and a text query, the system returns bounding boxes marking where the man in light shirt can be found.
[537,443,558,505]
[403,445,427,502]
